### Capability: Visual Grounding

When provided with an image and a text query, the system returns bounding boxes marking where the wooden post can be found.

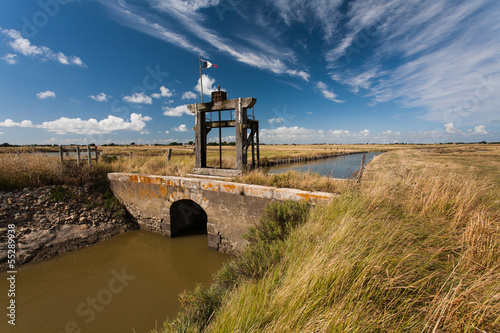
[129,152,133,161]
[219,109,222,168]
[256,123,260,167]
[167,149,172,162]
[87,145,91,167]
[76,146,81,166]
[235,98,243,169]
[59,146,63,167]
[95,146,98,164]
[194,103,207,168]
[357,154,366,182]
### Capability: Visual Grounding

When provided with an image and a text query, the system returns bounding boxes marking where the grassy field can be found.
[1,144,499,331]
[156,145,500,333]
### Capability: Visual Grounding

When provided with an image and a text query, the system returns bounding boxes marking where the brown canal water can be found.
[0,230,230,333]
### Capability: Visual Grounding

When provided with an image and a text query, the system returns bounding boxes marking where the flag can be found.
[201,59,217,69]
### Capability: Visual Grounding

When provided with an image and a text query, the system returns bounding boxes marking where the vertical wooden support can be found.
[95,146,98,164]
[219,109,222,168]
[235,98,243,169]
[59,146,63,167]
[87,145,92,167]
[256,121,260,167]
[251,130,255,169]
[129,152,132,161]
[167,149,172,162]
[76,146,81,166]
[195,104,207,168]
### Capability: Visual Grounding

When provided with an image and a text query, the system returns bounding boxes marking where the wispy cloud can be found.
[326,0,500,127]
[1,28,86,67]
[99,0,309,81]
[182,91,198,100]
[0,114,152,135]
[2,53,18,64]
[37,91,56,99]
[316,81,344,103]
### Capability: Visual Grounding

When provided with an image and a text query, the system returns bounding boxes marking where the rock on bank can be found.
[0,185,138,271]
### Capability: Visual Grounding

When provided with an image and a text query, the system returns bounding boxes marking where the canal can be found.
[0,230,229,332]
[269,152,383,178]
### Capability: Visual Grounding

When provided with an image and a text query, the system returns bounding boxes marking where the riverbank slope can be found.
[160,146,500,332]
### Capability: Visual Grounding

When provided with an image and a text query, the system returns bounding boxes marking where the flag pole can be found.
[199,54,204,103]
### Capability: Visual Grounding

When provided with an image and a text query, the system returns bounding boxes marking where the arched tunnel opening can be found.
[169,199,208,237]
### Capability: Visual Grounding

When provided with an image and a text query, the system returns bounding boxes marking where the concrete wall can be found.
[108,173,335,253]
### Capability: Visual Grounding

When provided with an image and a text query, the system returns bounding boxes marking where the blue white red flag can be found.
[201,59,217,69]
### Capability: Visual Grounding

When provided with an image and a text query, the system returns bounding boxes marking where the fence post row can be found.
[58,145,98,168]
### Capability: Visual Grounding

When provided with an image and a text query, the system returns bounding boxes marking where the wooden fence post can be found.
[167,149,172,162]
[357,154,366,182]
[76,146,81,166]
[95,146,98,164]
[87,145,92,167]
[59,146,63,167]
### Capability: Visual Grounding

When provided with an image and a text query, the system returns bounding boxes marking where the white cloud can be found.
[165,130,170,134]
[316,81,344,103]
[123,92,153,104]
[89,93,110,102]
[444,122,459,134]
[327,129,350,136]
[268,117,284,124]
[0,119,35,128]
[194,74,218,96]
[162,104,192,117]
[469,125,488,135]
[182,91,198,100]
[1,28,86,67]
[0,113,151,135]
[2,53,18,64]
[152,86,173,99]
[173,124,188,132]
[37,91,56,99]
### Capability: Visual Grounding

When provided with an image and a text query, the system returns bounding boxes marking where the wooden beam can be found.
[187,97,256,113]
[206,121,236,128]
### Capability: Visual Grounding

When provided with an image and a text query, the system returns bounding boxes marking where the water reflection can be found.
[268,152,383,178]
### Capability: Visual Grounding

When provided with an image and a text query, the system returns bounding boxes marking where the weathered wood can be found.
[87,145,92,167]
[195,104,207,168]
[95,146,98,164]
[167,149,172,162]
[187,97,256,113]
[76,146,81,165]
[59,146,63,166]
[206,120,236,128]
[357,154,366,182]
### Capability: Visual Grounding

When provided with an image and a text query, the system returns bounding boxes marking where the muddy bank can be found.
[0,185,138,271]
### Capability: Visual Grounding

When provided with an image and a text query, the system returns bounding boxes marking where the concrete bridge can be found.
[108,173,336,253]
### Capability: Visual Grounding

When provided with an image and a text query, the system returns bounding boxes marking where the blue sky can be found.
[0,0,499,145]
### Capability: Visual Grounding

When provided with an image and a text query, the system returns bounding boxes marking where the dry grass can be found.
[235,169,353,194]
[159,146,500,333]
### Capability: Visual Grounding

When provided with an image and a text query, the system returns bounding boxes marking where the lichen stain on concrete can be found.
[108,173,337,253]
